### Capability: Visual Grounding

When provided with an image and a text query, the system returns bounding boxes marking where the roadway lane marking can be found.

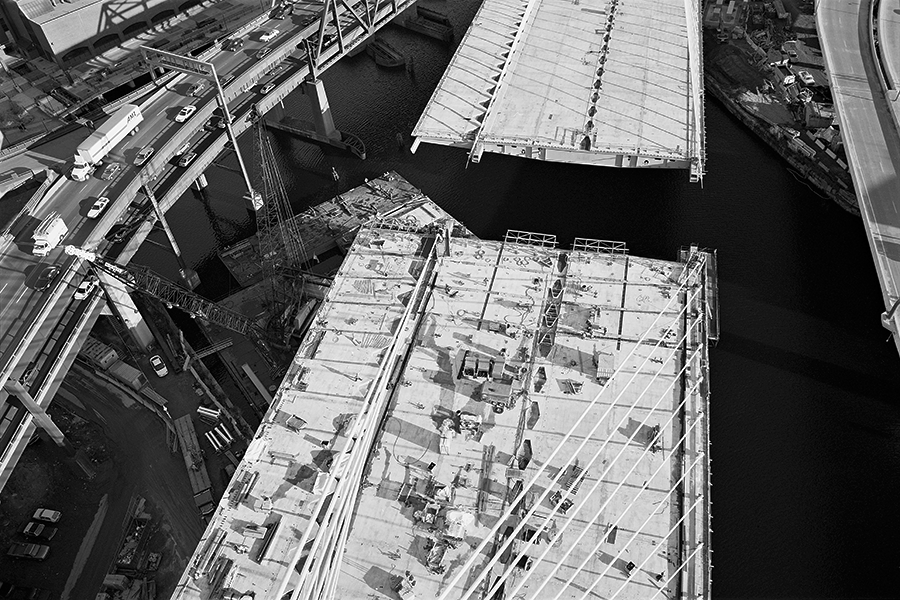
[0,283,6,295]
[13,288,26,303]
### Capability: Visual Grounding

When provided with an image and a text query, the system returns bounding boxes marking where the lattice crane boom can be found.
[63,246,275,362]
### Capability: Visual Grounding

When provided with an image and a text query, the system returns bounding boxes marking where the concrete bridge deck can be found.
[818,0,900,354]
[411,0,706,177]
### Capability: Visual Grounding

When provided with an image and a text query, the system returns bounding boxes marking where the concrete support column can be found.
[302,78,339,140]
[270,100,285,121]
[193,173,208,190]
[98,272,154,349]
[4,380,68,449]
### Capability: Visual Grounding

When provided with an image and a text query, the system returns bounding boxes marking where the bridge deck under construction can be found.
[173,218,713,600]
[412,0,705,176]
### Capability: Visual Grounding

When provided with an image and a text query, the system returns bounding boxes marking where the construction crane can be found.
[63,245,280,369]
[249,104,308,337]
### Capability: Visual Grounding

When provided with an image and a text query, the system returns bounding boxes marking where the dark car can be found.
[35,266,60,292]
[7,543,49,561]
[99,161,122,181]
[222,37,244,51]
[22,521,57,541]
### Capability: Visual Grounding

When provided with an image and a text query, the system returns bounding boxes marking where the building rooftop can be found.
[412,0,706,178]
[173,211,713,600]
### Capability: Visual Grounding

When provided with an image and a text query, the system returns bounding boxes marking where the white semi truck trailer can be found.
[71,104,143,181]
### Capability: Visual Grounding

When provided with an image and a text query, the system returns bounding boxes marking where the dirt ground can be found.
[0,366,205,599]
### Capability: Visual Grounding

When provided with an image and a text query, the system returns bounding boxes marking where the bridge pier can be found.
[98,273,155,350]
[193,173,208,190]
[4,380,70,449]
[302,77,339,141]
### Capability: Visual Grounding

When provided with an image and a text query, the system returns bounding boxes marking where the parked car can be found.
[134,147,154,166]
[7,543,49,561]
[87,196,110,219]
[188,81,207,96]
[22,521,57,541]
[99,161,122,180]
[149,355,168,377]
[256,47,273,59]
[260,82,276,94]
[259,29,280,42]
[175,105,197,123]
[34,266,60,292]
[73,275,99,301]
[798,70,815,85]
[32,508,61,523]
[178,152,197,168]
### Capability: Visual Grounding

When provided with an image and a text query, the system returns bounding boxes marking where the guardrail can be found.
[0,170,60,244]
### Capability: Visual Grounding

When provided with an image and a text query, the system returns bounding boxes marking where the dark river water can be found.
[134,3,900,597]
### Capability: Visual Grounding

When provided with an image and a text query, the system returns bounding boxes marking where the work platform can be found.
[173,209,714,600]
[412,0,706,180]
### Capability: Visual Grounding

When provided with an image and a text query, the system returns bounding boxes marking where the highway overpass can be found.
[0,0,420,491]
[817,0,900,355]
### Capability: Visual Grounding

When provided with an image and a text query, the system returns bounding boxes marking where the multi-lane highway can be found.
[817,0,900,354]
[0,0,418,489]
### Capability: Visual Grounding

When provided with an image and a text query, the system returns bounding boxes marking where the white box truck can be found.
[71,104,143,182]
[32,212,68,256]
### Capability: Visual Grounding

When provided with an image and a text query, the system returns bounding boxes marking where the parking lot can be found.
[0,366,204,599]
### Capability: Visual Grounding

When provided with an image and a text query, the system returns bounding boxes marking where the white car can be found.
[174,142,191,156]
[32,508,61,523]
[178,152,197,168]
[259,29,280,42]
[73,275,98,301]
[798,70,815,85]
[175,105,197,123]
[134,147,155,166]
[260,82,276,94]
[87,196,110,219]
[149,354,168,377]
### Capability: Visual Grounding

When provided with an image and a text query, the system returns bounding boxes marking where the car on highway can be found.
[175,105,197,123]
[22,521,57,541]
[7,543,49,561]
[34,266,60,292]
[99,161,122,181]
[174,142,191,156]
[260,82,276,94]
[149,355,168,377]
[798,70,815,85]
[222,37,244,51]
[259,29,280,42]
[73,275,98,301]
[134,147,155,166]
[221,74,236,86]
[188,81,207,96]
[32,508,61,523]
[271,4,292,19]
[265,63,286,77]
[177,152,198,168]
[87,196,110,219]
[206,116,223,130]
[256,47,273,60]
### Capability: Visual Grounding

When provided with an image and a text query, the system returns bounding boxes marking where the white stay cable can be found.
[504,379,704,600]
[480,346,703,600]
[436,279,703,600]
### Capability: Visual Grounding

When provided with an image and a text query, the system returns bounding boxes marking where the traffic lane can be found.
[818,0,900,306]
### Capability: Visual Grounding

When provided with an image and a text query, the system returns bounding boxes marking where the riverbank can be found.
[702,4,859,215]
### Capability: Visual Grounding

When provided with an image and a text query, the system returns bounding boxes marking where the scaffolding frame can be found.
[572,237,628,254]
[504,230,558,248]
